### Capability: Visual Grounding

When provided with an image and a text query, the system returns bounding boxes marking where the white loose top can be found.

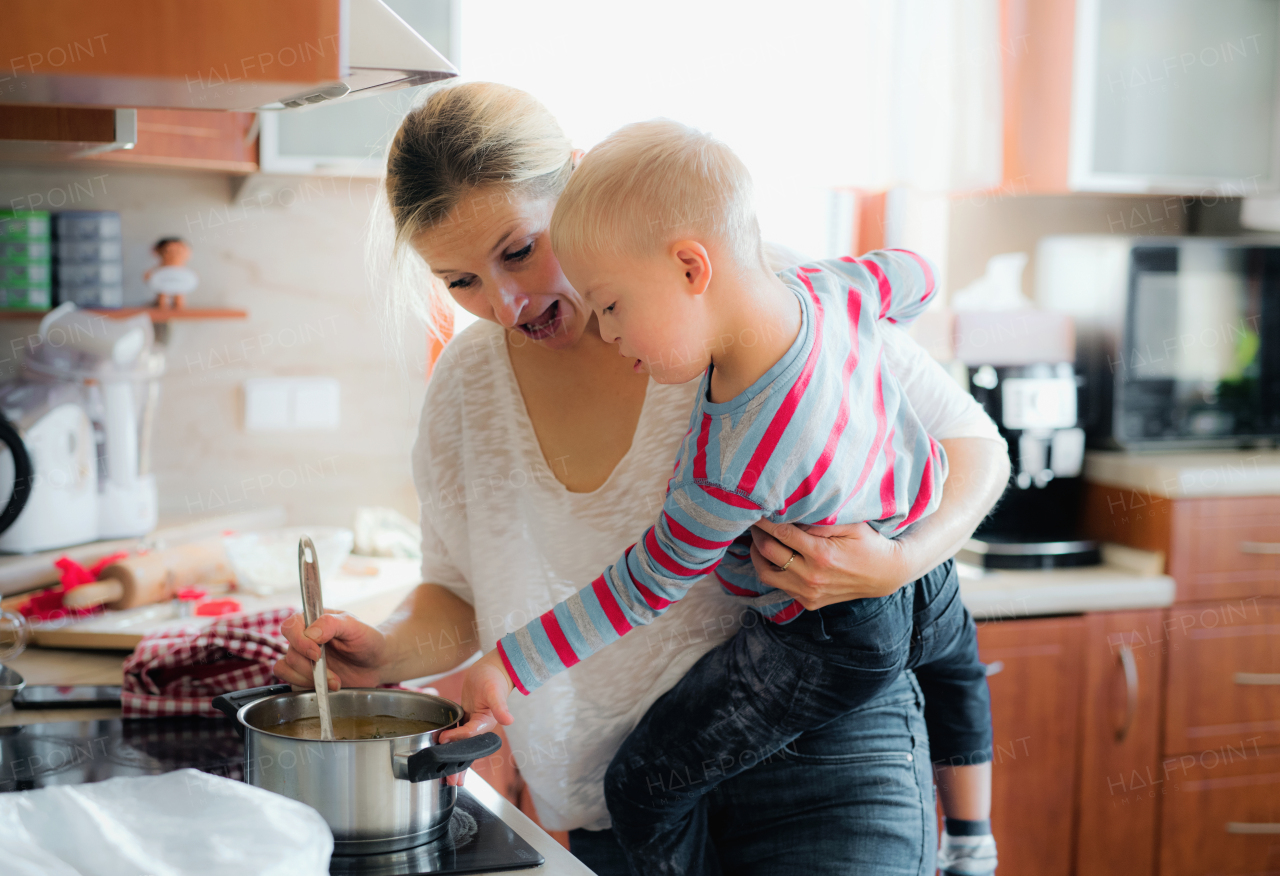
[414,317,998,832]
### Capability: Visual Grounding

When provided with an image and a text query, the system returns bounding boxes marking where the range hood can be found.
[258,0,456,111]
[0,0,456,113]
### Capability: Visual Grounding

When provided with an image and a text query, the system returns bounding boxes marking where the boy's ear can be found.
[671,240,712,296]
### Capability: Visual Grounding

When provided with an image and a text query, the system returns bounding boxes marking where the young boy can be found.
[461,120,997,876]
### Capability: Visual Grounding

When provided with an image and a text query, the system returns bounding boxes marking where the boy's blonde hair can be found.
[550,119,764,270]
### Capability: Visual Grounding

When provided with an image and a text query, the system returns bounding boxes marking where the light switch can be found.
[244,377,341,431]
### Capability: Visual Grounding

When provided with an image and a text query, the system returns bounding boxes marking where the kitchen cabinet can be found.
[0,0,453,114]
[1083,488,1280,603]
[1074,610,1164,876]
[1165,598,1280,754]
[86,110,259,174]
[1078,480,1280,876]
[0,106,257,173]
[0,0,342,111]
[1159,747,1280,876]
[978,616,1084,876]
[1001,0,1280,194]
[979,610,1167,876]
[0,106,135,159]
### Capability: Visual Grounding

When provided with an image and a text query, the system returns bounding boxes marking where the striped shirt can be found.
[498,250,946,695]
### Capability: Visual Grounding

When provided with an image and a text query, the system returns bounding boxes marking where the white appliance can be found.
[0,383,97,554]
[0,304,163,553]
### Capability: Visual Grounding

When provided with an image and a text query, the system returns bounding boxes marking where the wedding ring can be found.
[780,551,797,572]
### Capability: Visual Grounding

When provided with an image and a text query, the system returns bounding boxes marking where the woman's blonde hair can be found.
[550,119,763,270]
[368,80,574,343]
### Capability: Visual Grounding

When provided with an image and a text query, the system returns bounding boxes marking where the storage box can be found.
[58,283,123,308]
[56,262,123,285]
[55,240,122,262]
[53,211,122,241]
[0,241,52,261]
[0,211,51,241]
[0,287,52,309]
[0,263,52,287]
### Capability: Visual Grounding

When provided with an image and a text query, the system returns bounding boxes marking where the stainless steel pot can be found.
[212,683,500,854]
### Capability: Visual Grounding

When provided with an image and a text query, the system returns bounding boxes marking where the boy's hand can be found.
[438,650,515,787]
[446,649,516,735]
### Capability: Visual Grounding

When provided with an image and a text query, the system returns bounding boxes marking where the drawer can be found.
[1165,600,1280,754]
[1159,747,1280,876]
[1170,497,1280,602]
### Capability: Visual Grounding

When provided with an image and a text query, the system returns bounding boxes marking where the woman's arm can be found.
[274,583,480,688]
[749,436,1009,607]
[748,314,1010,606]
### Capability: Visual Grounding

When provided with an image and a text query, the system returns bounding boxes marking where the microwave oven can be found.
[1036,236,1280,449]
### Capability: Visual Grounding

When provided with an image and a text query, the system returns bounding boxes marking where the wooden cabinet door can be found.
[978,616,1085,876]
[1168,498,1280,603]
[1165,599,1280,753]
[1074,611,1165,876]
[87,109,258,173]
[1159,747,1280,876]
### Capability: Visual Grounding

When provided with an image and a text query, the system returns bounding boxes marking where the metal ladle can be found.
[299,535,335,741]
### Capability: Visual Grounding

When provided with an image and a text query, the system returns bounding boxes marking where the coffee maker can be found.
[952,309,1100,569]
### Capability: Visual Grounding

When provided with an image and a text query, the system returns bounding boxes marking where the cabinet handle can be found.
[985,660,1004,677]
[1226,822,1280,835]
[1234,672,1280,685]
[1239,541,1280,555]
[1116,644,1138,742]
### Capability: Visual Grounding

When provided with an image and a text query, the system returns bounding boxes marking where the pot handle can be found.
[399,732,502,782]
[211,683,293,737]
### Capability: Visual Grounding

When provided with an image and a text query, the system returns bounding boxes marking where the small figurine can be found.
[144,237,198,308]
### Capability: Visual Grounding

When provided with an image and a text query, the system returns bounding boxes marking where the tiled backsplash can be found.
[0,165,427,528]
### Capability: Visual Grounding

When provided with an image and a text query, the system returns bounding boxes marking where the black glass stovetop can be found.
[0,717,544,875]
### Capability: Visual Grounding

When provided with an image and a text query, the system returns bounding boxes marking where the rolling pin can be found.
[62,540,234,611]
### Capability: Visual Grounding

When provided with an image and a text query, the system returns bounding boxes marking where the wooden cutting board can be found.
[26,557,421,650]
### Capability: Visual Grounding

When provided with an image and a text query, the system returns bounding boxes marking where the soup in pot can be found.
[269,714,446,740]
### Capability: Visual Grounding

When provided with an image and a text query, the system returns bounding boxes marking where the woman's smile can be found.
[515,299,564,340]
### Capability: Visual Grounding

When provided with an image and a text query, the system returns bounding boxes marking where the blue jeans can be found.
[602,560,986,876]
[570,670,937,876]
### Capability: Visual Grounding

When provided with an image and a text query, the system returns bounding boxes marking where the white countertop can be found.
[0,506,288,598]
[958,561,1175,620]
[464,772,595,875]
[1085,449,1280,499]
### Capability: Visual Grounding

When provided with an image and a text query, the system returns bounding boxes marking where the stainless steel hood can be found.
[0,0,456,113]
[259,0,457,111]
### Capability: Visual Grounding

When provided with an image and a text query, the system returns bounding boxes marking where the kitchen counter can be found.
[1,554,424,727]
[957,561,1175,621]
[466,773,595,875]
[1085,449,1280,499]
[2,557,1177,726]
[0,506,288,598]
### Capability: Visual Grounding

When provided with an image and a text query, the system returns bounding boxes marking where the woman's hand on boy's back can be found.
[749,520,910,607]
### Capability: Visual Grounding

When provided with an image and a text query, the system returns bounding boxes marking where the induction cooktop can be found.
[0,717,544,875]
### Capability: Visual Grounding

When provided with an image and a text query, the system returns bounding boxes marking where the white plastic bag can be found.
[0,769,333,876]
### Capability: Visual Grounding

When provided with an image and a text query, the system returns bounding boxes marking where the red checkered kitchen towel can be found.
[122,607,296,718]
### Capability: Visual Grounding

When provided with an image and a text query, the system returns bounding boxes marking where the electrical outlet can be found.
[244,377,340,431]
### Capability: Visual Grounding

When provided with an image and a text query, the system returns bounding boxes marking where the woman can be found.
[276,81,1008,876]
